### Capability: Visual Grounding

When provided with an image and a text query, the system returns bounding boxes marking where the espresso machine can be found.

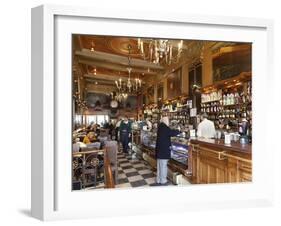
[238,118,249,144]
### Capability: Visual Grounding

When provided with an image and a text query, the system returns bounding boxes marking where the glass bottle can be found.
[223,94,227,106]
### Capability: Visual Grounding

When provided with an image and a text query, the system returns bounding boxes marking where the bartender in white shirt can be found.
[197,113,216,139]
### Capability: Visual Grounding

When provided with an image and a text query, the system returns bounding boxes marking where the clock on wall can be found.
[110,100,118,108]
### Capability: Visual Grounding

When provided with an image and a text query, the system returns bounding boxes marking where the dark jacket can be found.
[119,120,132,133]
[155,122,180,159]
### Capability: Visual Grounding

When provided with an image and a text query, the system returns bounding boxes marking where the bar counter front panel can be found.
[140,130,252,185]
[189,138,252,184]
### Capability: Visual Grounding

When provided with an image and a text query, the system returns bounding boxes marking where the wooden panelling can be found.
[202,42,213,87]
[166,68,182,99]
[190,141,252,184]
[181,63,189,95]
[104,149,115,188]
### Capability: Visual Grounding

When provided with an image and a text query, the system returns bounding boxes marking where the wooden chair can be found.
[104,141,118,184]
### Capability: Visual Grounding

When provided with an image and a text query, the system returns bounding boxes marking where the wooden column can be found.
[153,85,157,103]
[163,78,168,100]
[202,43,213,87]
[181,63,189,95]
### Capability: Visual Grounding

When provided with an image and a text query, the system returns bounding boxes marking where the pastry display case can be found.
[140,130,190,176]
[170,137,189,166]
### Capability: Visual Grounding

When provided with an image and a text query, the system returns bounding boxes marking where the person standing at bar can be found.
[197,113,216,139]
[119,116,131,154]
[153,116,180,186]
[108,120,114,140]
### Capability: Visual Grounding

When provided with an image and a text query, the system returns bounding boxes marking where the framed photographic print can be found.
[31,4,274,221]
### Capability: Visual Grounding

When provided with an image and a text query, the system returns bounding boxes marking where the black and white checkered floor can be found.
[115,152,174,188]
[85,151,176,190]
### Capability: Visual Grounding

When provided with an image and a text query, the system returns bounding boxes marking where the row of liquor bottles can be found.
[144,105,191,126]
[202,101,251,120]
[143,97,191,120]
[201,102,251,113]
[201,82,251,111]
[202,91,251,106]
[202,81,252,131]
[144,104,187,115]
[201,81,252,105]
[205,109,250,119]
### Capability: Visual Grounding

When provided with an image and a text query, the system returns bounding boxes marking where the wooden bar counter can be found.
[189,138,252,184]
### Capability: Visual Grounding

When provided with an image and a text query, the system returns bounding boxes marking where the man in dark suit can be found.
[152,116,180,186]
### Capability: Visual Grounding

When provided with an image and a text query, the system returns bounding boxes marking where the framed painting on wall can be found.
[213,44,252,82]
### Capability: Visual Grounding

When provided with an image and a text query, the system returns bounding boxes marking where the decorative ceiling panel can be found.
[79,35,143,59]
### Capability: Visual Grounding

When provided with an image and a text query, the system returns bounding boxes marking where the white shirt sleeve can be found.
[211,121,216,138]
[197,123,202,137]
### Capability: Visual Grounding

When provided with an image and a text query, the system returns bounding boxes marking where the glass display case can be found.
[141,130,189,165]
[140,129,190,178]
[170,137,189,166]
[140,130,157,150]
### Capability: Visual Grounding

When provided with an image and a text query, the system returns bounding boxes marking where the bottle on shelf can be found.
[234,92,239,104]
[227,93,230,105]
[230,93,234,105]
[223,94,227,105]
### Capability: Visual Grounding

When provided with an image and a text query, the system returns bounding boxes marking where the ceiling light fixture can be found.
[114,45,142,102]
[126,44,142,92]
[137,38,183,65]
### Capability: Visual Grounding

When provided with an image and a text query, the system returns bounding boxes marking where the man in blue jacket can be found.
[153,116,180,186]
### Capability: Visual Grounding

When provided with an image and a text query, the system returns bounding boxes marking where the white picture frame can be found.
[31,4,274,221]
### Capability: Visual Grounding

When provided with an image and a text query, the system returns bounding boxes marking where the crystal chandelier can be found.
[126,67,142,92]
[116,92,128,102]
[137,38,183,65]
[110,90,128,102]
[114,44,142,100]
[126,45,142,92]
[127,67,132,92]
[114,78,128,102]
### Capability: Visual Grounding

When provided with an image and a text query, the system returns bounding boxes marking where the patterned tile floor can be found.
[85,151,176,190]
[115,152,174,188]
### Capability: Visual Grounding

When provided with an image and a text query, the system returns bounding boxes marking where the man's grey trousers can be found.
[156,159,169,184]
